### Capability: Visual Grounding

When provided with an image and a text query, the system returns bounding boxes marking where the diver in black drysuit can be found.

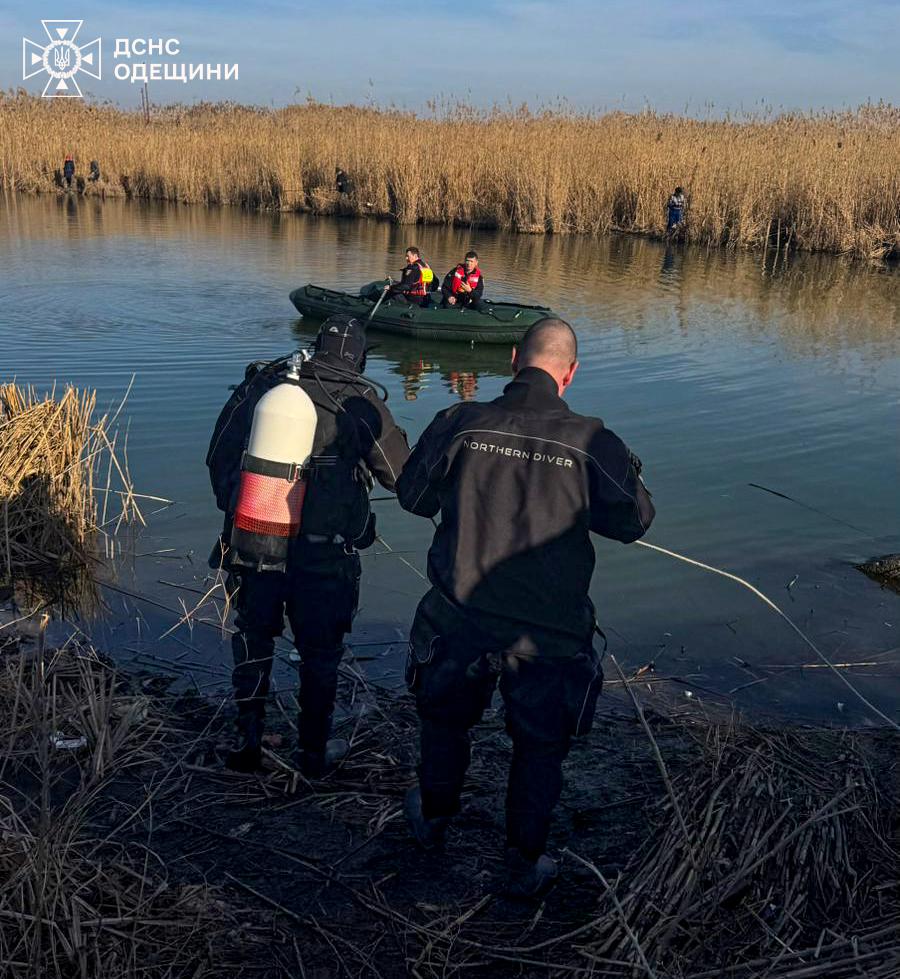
[395,316,656,897]
[206,315,410,776]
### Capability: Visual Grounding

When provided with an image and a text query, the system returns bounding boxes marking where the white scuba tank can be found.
[230,354,318,569]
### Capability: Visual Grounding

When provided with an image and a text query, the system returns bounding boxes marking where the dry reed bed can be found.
[179,663,900,977]
[1,622,897,976]
[0,633,274,978]
[292,692,900,977]
[0,382,141,614]
[2,94,899,257]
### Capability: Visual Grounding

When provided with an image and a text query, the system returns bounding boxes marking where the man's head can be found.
[511,317,579,395]
[464,250,478,273]
[674,186,683,196]
[405,246,420,265]
[315,314,368,370]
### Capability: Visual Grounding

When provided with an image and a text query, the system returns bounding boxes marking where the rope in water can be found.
[634,540,900,731]
[105,528,900,730]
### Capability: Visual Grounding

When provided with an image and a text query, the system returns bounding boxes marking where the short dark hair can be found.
[674,186,683,195]
[518,317,578,366]
[465,250,478,260]
[406,246,420,257]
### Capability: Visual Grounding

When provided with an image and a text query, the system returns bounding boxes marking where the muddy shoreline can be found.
[2,626,898,977]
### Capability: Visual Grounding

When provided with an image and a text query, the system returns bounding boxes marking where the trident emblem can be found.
[22,20,101,98]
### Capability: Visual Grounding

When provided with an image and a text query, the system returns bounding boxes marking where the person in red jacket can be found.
[441,251,484,309]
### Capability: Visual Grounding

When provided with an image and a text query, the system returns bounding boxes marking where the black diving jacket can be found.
[207,352,410,549]
[396,367,654,657]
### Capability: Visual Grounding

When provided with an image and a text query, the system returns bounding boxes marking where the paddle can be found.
[367,277,391,322]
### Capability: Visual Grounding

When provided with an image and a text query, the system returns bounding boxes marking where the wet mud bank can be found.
[2,626,898,977]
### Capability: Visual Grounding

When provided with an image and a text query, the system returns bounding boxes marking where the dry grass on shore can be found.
[0,621,898,977]
[2,93,899,258]
[0,631,275,978]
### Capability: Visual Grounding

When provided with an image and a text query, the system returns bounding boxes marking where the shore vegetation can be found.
[2,94,899,258]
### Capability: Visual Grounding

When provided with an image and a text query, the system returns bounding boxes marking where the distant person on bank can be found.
[63,155,75,190]
[441,251,484,309]
[335,167,352,195]
[396,317,656,899]
[384,247,436,306]
[666,186,686,231]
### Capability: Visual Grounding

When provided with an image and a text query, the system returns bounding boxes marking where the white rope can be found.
[376,535,428,582]
[634,540,900,732]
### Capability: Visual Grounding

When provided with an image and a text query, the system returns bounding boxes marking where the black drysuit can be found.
[396,367,654,858]
[207,352,410,753]
[386,261,435,306]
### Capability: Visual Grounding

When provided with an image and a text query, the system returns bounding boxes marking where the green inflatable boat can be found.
[289,281,555,343]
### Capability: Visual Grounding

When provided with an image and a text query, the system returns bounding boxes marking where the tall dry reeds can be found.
[1,93,899,258]
[0,383,141,615]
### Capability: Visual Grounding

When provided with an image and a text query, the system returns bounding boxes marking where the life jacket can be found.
[405,260,434,297]
[450,264,482,296]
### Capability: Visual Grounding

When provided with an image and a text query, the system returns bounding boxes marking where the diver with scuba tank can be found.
[206,314,410,777]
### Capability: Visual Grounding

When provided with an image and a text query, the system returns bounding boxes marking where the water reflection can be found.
[1,192,898,723]
[3,191,897,366]
[291,320,513,403]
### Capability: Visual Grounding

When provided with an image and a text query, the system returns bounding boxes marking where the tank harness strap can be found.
[240,451,304,481]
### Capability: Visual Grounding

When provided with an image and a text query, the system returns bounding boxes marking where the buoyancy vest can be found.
[406,260,434,297]
[450,264,482,296]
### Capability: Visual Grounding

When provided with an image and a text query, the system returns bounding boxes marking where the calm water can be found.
[1,192,898,724]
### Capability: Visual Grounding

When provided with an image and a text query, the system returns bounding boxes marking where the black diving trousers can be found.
[407,589,603,861]
[231,543,361,754]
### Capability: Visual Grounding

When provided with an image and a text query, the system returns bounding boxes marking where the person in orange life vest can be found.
[441,251,484,309]
[384,246,436,306]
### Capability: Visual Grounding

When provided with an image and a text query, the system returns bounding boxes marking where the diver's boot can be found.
[295,738,350,779]
[503,848,558,900]
[295,694,347,777]
[403,786,449,850]
[225,713,265,773]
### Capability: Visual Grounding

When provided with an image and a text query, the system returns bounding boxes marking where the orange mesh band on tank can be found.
[234,471,307,538]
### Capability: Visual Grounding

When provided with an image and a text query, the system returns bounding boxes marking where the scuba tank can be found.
[230,353,318,570]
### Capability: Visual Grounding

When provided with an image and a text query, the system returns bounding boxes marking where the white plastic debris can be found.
[49,732,87,751]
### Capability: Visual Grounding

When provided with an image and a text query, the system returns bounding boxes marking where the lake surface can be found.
[1,192,898,724]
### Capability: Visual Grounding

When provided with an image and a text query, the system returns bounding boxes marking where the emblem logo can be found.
[22,20,101,98]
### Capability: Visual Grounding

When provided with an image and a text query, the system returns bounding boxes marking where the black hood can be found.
[315,314,367,369]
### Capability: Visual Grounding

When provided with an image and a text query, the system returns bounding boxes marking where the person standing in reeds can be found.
[335,166,352,195]
[63,154,75,190]
[384,247,436,306]
[666,186,687,231]
[396,317,656,899]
